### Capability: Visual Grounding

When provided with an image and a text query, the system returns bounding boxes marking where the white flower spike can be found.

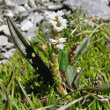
[58,38,67,43]
[49,38,58,44]
[56,44,65,50]
[49,37,67,50]
[45,10,67,32]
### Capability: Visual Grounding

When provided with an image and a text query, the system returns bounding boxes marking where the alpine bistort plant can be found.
[7,10,90,97]
[6,9,110,109]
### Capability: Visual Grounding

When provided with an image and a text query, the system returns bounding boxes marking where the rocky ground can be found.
[0,0,110,65]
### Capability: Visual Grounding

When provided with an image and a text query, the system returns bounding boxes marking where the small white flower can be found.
[45,10,64,20]
[56,44,65,50]
[49,38,58,44]
[45,10,67,32]
[58,38,67,43]
[49,37,67,50]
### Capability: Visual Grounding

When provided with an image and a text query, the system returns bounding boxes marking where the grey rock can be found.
[0,17,3,25]
[20,20,33,31]
[24,3,31,10]
[28,0,37,8]
[47,4,63,10]
[2,48,16,59]
[0,35,8,46]
[14,6,26,14]
[40,0,49,3]
[26,13,34,21]
[4,0,16,6]
[0,59,9,65]
[26,12,43,24]
[0,25,10,36]
[52,0,63,2]
[64,0,110,20]
[5,42,14,49]
[25,31,36,40]
[1,48,7,52]
[33,13,43,24]
[44,2,63,10]
[4,9,14,18]
[1,25,10,36]
[11,0,28,5]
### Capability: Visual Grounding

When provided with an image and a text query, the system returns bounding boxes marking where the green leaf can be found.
[64,29,70,38]
[58,50,69,72]
[74,36,90,63]
[85,83,110,92]
[65,65,77,87]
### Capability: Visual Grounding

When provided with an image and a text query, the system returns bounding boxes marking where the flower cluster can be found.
[45,11,67,32]
[49,37,67,50]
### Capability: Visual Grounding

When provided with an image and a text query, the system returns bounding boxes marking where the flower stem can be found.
[50,52,71,99]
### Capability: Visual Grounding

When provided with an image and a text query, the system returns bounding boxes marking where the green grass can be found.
[0,9,110,110]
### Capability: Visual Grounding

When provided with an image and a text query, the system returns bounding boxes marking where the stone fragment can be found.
[0,59,9,65]
[28,0,37,8]
[5,42,14,49]
[14,6,26,14]
[11,0,28,5]
[2,48,16,59]
[33,13,43,24]
[64,0,110,20]
[0,35,8,46]
[4,0,16,6]
[0,48,7,52]
[20,20,33,31]
[47,4,63,10]
[4,10,14,18]
[25,31,36,40]
[0,25,10,36]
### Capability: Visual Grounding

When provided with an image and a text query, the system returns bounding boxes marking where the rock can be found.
[2,48,16,59]
[47,4,63,10]
[0,18,3,25]
[44,2,63,10]
[41,0,49,3]
[0,35,8,46]
[0,48,7,52]
[10,0,28,5]
[14,6,26,14]
[24,3,31,10]
[33,13,43,24]
[20,20,33,31]
[4,0,16,6]
[25,31,36,40]
[53,0,63,2]
[26,12,44,24]
[4,9,14,18]
[0,25,10,36]
[64,0,110,20]
[5,42,14,49]
[28,0,37,8]
[0,59,9,65]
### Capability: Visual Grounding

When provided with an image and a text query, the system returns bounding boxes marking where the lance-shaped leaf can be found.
[74,36,90,63]
[84,83,110,92]
[58,50,69,72]
[7,17,53,85]
[65,65,77,88]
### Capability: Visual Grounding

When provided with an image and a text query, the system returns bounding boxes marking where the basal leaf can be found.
[58,50,69,72]
[85,83,110,92]
[65,65,77,87]
[74,36,90,63]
